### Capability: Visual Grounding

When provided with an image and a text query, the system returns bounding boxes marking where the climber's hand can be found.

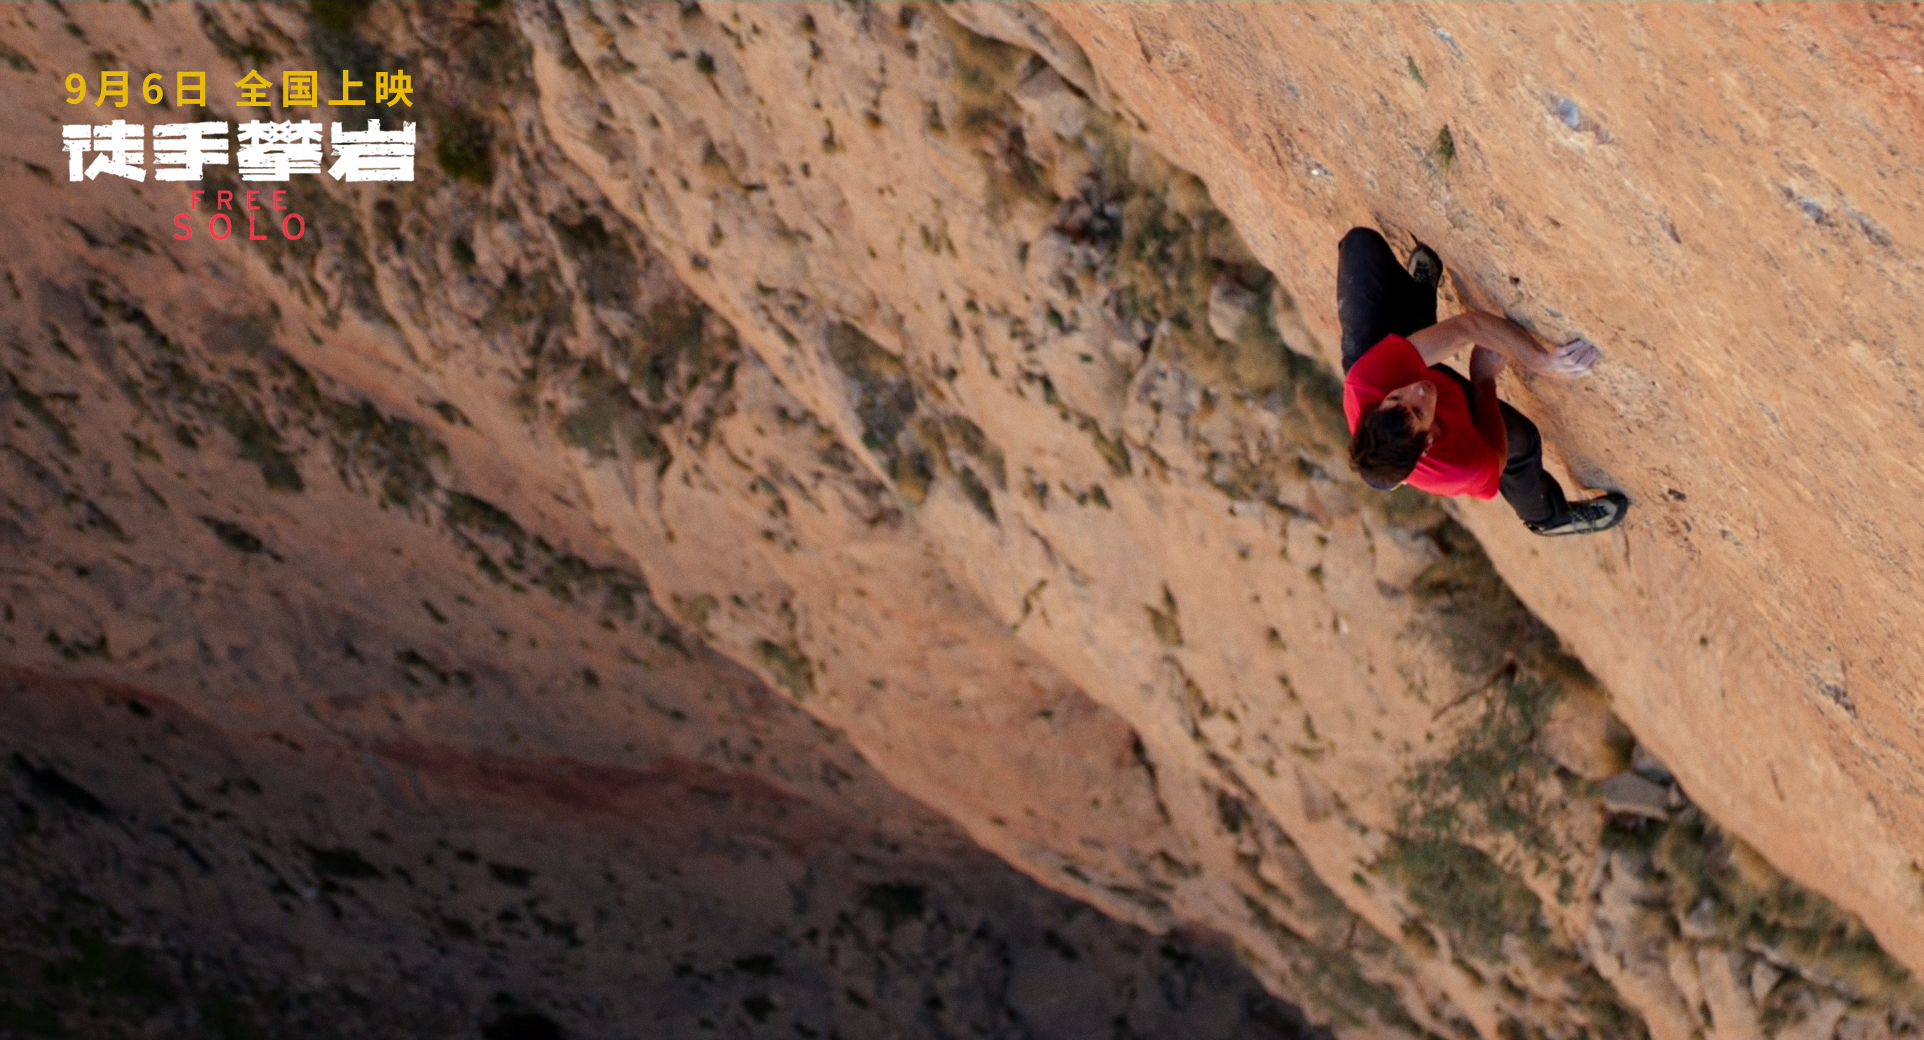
[1538,337,1601,378]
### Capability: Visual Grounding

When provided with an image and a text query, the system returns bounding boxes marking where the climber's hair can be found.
[1349,404,1428,491]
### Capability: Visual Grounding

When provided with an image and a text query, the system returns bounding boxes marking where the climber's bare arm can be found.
[1406,312,1598,377]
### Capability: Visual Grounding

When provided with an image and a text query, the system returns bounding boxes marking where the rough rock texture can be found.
[1046,0,1924,968]
[1,669,1317,1039]
[3,3,1923,1039]
[0,5,1319,1036]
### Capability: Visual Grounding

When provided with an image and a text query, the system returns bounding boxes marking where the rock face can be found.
[3,2,1923,1039]
[1045,0,1924,967]
[0,668,1317,1038]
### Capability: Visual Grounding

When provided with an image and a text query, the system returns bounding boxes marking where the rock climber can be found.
[1338,227,1628,536]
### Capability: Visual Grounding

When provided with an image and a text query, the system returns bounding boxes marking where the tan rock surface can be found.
[1047,1,1924,971]
[0,8,1319,1035]
[0,665,1314,1037]
[4,2,1924,1038]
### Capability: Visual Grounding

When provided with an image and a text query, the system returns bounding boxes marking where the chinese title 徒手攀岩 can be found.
[59,68,424,242]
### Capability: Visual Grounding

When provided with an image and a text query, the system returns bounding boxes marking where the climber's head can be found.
[1349,382,1437,490]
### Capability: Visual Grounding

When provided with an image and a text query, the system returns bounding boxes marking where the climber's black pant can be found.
[1337,227,1571,528]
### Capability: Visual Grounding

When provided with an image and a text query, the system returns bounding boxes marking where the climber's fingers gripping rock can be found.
[1540,337,1601,378]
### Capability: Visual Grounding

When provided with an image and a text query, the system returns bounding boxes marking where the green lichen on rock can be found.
[1410,519,1560,675]
[4,370,77,454]
[1428,126,1456,176]
[1377,837,1543,964]
[434,109,495,187]
[824,320,1009,515]
[1145,585,1183,648]
[556,358,666,464]
[277,360,445,509]
[1398,673,1564,861]
[1641,814,1922,1007]
[1239,893,1419,1033]
[828,322,917,451]
[1078,117,1306,403]
[755,639,815,700]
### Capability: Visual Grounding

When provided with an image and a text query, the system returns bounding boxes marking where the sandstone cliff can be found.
[2,3,1921,1039]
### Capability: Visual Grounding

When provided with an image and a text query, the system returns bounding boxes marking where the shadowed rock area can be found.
[0,668,1320,1038]
[4,2,1924,1039]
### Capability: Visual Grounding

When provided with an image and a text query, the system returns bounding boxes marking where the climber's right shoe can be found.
[1407,242,1443,289]
[1527,492,1629,537]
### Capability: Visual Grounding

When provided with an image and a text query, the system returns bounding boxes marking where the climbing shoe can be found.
[1528,492,1629,536]
[1407,243,1443,288]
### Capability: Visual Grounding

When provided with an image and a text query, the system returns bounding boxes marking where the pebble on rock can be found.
[1601,770,1671,820]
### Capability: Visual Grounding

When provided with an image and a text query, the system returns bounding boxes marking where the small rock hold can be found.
[1680,896,1719,941]
[1270,287,1319,359]
[1208,278,1264,344]
[1697,946,1764,1040]
[1551,95,1582,131]
[1011,64,1090,139]
[1667,941,1707,1019]
[1751,960,1784,1004]
[1600,770,1670,821]
[1818,679,1857,716]
[1838,1012,1900,1040]
[1296,764,1335,823]
[1536,683,1626,781]
[1370,524,1440,594]
[1779,1000,1851,1040]
[1284,516,1326,572]
[1305,477,1356,525]
[1631,743,1674,784]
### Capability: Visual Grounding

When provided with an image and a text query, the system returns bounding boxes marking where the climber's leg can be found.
[1338,227,1439,373]
[1494,403,1572,529]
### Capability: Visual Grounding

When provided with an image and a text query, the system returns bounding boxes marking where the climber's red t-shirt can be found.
[1342,336,1502,500]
